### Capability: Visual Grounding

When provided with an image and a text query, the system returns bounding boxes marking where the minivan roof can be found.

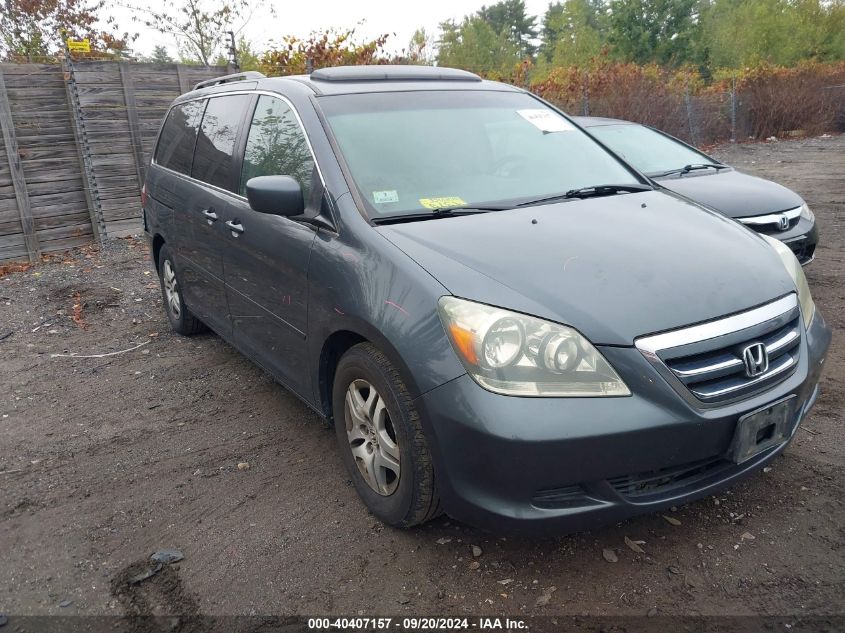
[178,65,522,100]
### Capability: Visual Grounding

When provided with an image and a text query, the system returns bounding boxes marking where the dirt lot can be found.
[1,135,843,627]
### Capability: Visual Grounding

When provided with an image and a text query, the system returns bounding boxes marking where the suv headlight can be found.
[438,296,630,397]
[800,202,814,223]
[761,234,815,327]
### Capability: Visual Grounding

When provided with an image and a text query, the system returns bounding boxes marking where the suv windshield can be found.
[319,91,644,218]
[586,123,719,176]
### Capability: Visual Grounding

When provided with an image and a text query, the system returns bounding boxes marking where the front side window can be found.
[587,123,716,175]
[240,95,315,200]
[319,91,642,218]
[192,94,251,191]
[154,100,205,175]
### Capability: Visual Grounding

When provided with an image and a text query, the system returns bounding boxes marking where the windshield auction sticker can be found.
[517,109,575,133]
[373,190,400,204]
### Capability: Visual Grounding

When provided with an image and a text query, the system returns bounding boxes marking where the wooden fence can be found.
[0,61,226,263]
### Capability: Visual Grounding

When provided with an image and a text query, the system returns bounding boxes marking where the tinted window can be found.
[587,123,716,175]
[240,96,315,200]
[154,100,205,175]
[320,91,639,217]
[192,94,251,191]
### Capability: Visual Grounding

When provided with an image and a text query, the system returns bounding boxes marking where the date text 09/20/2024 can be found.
[307,617,528,630]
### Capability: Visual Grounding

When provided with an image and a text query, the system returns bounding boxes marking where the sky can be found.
[116,0,555,59]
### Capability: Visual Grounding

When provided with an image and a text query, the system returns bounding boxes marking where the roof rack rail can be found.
[310,65,482,83]
[193,71,265,91]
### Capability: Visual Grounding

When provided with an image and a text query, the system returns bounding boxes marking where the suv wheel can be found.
[157,245,205,336]
[332,343,441,527]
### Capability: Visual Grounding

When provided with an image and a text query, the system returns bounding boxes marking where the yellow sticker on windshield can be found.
[419,197,466,209]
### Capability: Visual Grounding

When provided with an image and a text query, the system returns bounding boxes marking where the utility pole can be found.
[228,31,240,72]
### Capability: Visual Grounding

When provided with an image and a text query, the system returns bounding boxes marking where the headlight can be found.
[761,234,814,328]
[438,296,630,397]
[800,202,814,223]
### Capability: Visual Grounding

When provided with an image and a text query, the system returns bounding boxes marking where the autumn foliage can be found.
[259,29,392,77]
[531,58,845,142]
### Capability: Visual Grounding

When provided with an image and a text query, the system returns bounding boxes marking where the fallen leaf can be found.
[602,548,619,563]
[436,537,452,545]
[741,532,755,541]
[535,586,557,607]
[663,515,682,526]
[625,536,645,554]
[497,578,513,585]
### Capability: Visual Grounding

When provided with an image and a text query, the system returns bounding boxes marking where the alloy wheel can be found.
[162,260,181,319]
[344,379,401,495]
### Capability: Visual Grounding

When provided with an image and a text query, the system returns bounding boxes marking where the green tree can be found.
[437,15,523,78]
[539,0,607,65]
[606,0,702,66]
[700,0,845,68]
[149,44,173,63]
[405,28,433,64]
[477,0,538,57]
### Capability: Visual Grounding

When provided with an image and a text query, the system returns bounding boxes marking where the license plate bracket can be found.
[729,395,796,464]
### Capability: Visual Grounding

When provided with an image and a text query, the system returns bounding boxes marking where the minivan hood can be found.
[377,191,795,346]
[656,169,804,218]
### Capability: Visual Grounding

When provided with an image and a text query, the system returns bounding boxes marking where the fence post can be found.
[176,63,190,94]
[119,62,146,191]
[582,72,590,116]
[0,68,40,262]
[730,76,737,143]
[684,84,697,146]
[62,54,106,242]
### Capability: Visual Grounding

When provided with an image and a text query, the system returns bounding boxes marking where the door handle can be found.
[225,220,244,236]
[201,209,218,223]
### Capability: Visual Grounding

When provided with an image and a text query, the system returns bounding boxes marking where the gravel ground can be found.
[1,135,843,627]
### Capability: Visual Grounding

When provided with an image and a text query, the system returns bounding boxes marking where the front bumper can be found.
[749,216,818,265]
[416,310,831,535]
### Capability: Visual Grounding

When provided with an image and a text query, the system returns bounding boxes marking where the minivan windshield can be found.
[319,91,645,218]
[586,123,719,176]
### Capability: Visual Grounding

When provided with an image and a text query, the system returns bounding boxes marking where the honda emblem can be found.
[742,343,769,378]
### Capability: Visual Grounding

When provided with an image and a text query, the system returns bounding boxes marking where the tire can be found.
[333,343,441,527]
[157,244,205,336]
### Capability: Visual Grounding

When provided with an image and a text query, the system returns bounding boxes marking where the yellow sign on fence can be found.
[66,39,91,53]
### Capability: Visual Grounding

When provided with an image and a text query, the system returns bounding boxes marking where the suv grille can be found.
[636,295,802,405]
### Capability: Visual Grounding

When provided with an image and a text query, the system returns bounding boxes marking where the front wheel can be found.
[332,343,440,527]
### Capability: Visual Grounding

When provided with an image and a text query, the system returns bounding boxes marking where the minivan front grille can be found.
[636,295,802,406]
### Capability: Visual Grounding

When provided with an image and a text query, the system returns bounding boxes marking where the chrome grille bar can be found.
[635,294,801,406]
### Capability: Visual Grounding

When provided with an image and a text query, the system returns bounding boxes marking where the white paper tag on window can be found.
[517,109,575,133]
[373,190,399,204]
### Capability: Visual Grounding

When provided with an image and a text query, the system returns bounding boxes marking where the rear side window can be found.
[154,100,205,175]
[192,94,251,191]
[240,96,315,200]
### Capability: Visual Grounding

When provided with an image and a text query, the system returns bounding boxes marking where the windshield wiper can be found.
[651,163,728,178]
[372,205,510,225]
[516,183,652,207]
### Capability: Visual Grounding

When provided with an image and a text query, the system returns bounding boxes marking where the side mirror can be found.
[245,175,305,217]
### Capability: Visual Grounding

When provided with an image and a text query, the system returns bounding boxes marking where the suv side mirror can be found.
[245,175,305,217]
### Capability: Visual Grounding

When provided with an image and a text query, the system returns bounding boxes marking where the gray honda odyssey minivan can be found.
[144,65,831,534]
